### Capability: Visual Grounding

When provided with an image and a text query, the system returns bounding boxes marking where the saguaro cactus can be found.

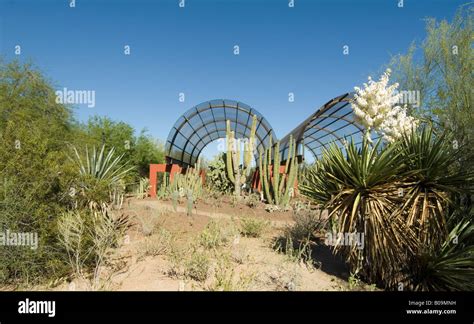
[258,135,298,206]
[226,115,257,199]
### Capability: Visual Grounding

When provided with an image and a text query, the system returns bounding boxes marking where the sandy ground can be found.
[32,197,365,291]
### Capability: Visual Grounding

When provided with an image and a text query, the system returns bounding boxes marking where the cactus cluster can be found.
[169,158,203,201]
[206,153,233,193]
[225,115,257,198]
[258,135,298,206]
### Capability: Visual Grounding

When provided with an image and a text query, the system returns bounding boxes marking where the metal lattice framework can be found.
[279,92,368,161]
[165,99,276,167]
[165,94,375,166]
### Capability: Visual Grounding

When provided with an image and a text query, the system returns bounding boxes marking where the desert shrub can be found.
[0,61,76,285]
[184,249,210,282]
[287,209,327,242]
[198,220,234,250]
[57,205,130,289]
[0,59,159,286]
[206,252,254,291]
[132,131,165,178]
[139,228,173,257]
[166,244,186,279]
[239,217,269,238]
[75,117,165,180]
[57,210,91,277]
[231,245,251,265]
[245,193,261,208]
[389,7,474,173]
[136,210,164,236]
[273,234,313,266]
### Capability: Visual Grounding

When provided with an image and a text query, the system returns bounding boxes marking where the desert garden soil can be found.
[26,197,378,292]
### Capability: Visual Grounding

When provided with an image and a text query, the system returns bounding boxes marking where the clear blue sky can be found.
[0,0,467,159]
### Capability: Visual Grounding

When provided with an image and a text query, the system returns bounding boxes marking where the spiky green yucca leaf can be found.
[301,138,415,284]
[71,145,133,186]
[300,127,474,290]
[408,210,474,291]
[397,126,474,248]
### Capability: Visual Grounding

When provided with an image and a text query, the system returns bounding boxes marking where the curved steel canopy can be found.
[165,99,276,167]
[279,92,366,161]
[165,94,372,166]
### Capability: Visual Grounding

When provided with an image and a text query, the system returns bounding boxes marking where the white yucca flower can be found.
[352,68,418,142]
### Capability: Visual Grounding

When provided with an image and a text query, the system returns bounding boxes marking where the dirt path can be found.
[130,199,292,228]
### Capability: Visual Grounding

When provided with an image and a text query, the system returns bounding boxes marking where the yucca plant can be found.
[300,127,473,290]
[301,138,416,284]
[71,145,133,184]
[396,126,473,250]
[405,208,474,291]
[69,145,134,205]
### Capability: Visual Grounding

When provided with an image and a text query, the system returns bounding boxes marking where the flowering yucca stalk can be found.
[352,69,418,142]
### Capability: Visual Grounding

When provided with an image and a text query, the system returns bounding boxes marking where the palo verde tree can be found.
[389,5,474,170]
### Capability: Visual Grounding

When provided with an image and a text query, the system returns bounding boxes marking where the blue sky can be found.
[0,0,467,159]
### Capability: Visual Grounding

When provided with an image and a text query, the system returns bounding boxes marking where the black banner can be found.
[0,292,472,322]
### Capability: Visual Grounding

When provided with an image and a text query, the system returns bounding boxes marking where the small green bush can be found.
[239,217,269,238]
[287,209,326,242]
[198,220,233,249]
[139,228,173,257]
[184,250,210,282]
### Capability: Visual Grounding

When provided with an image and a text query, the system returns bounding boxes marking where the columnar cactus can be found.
[225,115,257,198]
[170,157,203,200]
[258,135,298,206]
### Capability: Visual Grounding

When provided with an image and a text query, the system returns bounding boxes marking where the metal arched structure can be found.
[165,99,276,167]
[279,93,366,161]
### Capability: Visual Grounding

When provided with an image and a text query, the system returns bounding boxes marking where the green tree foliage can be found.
[0,59,165,285]
[73,117,165,178]
[389,6,474,169]
[74,116,135,161]
[132,130,165,177]
[0,60,75,283]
